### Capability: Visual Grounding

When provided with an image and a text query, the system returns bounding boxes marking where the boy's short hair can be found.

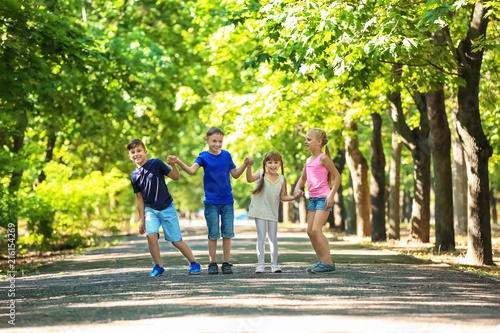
[127,139,146,151]
[206,127,224,137]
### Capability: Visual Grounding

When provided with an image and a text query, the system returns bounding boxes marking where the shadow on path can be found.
[1,224,499,332]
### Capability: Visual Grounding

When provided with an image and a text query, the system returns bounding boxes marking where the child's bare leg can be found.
[222,237,231,263]
[147,233,163,266]
[208,239,217,263]
[172,240,196,263]
[306,210,333,265]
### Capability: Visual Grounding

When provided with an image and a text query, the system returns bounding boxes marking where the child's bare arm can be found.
[230,158,250,179]
[321,155,341,209]
[293,166,307,198]
[166,162,180,180]
[168,155,200,175]
[280,178,300,201]
[136,193,146,235]
[245,157,260,183]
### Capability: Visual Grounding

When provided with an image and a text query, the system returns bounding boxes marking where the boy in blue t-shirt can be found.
[167,127,249,274]
[128,139,201,276]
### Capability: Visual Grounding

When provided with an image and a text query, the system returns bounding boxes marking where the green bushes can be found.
[13,162,132,251]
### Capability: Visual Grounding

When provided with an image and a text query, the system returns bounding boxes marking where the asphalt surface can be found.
[1,222,499,333]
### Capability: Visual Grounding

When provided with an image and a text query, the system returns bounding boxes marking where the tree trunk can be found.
[389,133,403,239]
[282,201,289,223]
[427,88,455,251]
[490,188,497,224]
[346,174,357,234]
[344,120,371,238]
[452,105,468,235]
[387,65,431,243]
[409,141,431,243]
[453,2,493,265]
[298,196,307,226]
[8,110,27,247]
[37,132,57,185]
[402,188,411,223]
[330,150,346,232]
[370,113,386,242]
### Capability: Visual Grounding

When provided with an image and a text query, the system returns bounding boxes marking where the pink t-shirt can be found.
[306,153,331,198]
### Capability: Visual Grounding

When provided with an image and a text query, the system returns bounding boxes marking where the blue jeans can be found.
[307,197,333,212]
[145,203,182,242]
[204,203,234,240]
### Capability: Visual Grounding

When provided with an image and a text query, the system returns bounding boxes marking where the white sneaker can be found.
[255,265,265,273]
[271,264,282,273]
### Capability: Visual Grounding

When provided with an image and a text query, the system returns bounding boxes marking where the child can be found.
[246,152,300,273]
[127,139,201,276]
[167,127,249,275]
[293,128,341,274]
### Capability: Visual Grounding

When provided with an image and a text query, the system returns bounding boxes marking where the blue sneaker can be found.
[208,262,218,275]
[311,262,336,274]
[306,262,321,273]
[189,262,201,275]
[149,264,165,276]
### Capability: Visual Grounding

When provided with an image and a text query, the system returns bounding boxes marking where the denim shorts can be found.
[204,203,234,240]
[145,203,182,242]
[307,197,333,212]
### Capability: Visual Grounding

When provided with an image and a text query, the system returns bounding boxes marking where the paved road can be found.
[1,223,499,332]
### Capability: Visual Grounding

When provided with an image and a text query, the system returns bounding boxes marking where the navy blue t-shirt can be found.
[130,158,173,211]
[195,150,236,204]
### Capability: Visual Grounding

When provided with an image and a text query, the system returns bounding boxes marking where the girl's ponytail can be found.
[252,160,266,195]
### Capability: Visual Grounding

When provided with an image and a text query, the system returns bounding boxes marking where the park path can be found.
[1,222,500,333]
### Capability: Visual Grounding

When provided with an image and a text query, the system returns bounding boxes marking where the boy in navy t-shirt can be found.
[128,139,200,276]
[167,127,250,274]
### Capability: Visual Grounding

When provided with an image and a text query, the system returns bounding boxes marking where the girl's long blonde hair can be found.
[252,151,284,195]
[307,128,334,187]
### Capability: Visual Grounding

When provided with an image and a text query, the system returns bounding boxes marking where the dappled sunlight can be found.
[5,225,500,331]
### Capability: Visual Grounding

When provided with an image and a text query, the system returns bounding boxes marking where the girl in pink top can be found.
[294,128,341,274]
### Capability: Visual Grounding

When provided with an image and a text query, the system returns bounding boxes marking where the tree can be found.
[345,119,371,238]
[446,2,493,264]
[371,112,387,241]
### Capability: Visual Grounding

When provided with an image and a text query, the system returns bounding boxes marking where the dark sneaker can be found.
[189,262,201,275]
[311,262,336,274]
[222,262,233,274]
[208,262,218,275]
[149,264,165,276]
[306,262,321,273]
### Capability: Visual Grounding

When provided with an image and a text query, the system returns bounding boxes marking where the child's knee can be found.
[307,228,322,239]
[147,233,159,241]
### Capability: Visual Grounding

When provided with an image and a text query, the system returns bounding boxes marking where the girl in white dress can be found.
[246,151,301,273]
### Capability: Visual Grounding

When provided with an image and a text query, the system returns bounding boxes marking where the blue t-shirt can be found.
[130,158,173,211]
[195,150,237,204]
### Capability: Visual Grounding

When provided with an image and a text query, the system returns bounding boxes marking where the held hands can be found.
[294,188,304,199]
[244,157,254,166]
[167,155,178,165]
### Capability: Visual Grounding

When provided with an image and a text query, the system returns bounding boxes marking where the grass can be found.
[352,222,500,279]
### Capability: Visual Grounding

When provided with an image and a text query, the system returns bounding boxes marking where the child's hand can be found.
[139,220,146,235]
[167,155,178,165]
[294,188,304,198]
[325,194,335,209]
[244,157,254,165]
